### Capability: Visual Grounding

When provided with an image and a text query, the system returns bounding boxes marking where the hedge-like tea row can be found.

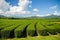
[55,24,60,33]
[1,24,20,38]
[0,24,14,30]
[0,24,14,38]
[53,23,60,29]
[47,23,60,34]
[0,19,60,38]
[27,22,36,36]
[36,22,49,36]
[14,23,28,38]
[0,20,16,30]
[41,21,60,35]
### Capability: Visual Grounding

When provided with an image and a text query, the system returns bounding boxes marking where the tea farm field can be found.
[0,18,60,40]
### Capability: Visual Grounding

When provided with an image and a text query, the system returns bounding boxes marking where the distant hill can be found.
[44,15,60,18]
[24,15,60,19]
[0,15,6,18]
[0,14,60,19]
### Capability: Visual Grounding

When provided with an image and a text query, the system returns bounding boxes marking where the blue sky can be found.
[0,0,60,17]
[5,0,18,6]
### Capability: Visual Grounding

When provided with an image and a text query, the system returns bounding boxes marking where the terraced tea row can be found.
[0,19,60,38]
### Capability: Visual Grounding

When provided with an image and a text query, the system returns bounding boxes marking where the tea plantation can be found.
[0,18,60,40]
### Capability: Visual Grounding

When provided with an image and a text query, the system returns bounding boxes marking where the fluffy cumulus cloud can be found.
[9,0,31,14]
[33,8,39,12]
[0,0,10,12]
[0,0,32,17]
[0,0,60,17]
[0,0,10,15]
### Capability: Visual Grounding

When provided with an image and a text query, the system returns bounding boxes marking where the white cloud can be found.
[49,5,57,9]
[53,10,60,16]
[46,14,50,16]
[0,10,4,15]
[0,0,32,17]
[29,5,32,8]
[0,10,3,13]
[0,0,60,17]
[29,1,32,4]
[9,0,31,14]
[36,14,51,17]
[49,5,60,16]
[29,1,32,8]
[0,0,10,16]
[33,8,39,12]
[36,14,46,17]
[18,0,30,10]
[7,0,31,17]
[0,0,10,12]
[36,14,41,17]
